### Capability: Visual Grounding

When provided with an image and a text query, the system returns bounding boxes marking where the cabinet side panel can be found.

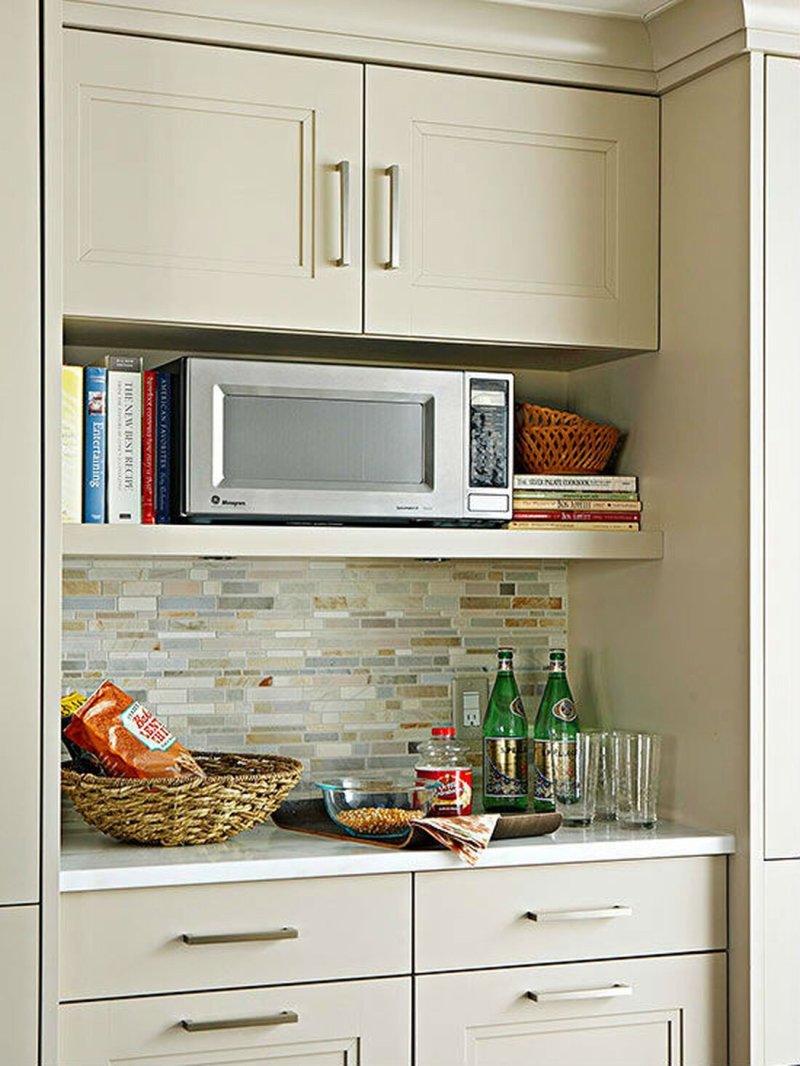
[0,0,42,905]
[567,57,751,1064]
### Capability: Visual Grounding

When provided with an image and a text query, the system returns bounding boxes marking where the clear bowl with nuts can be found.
[315,776,435,839]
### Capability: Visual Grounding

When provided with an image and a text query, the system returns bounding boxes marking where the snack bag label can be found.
[120,702,177,752]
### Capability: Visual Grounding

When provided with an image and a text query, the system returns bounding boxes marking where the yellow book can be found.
[61,366,83,523]
[507,521,639,532]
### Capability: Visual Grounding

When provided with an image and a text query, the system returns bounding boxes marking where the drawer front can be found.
[61,874,411,1001]
[415,856,725,972]
[61,976,410,1066]
[416,953,726,1066]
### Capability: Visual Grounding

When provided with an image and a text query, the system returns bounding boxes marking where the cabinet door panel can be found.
[365,66,657,348]
[765,56,800,858]
[60,977,410,1066]
[417,953,726,1066]
[0,0,40,906]
[63,31,362,332]
[0,906,39,1066]
[764,860,800,1066]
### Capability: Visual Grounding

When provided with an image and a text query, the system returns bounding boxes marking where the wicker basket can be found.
[61,751,303,846]
[515,403,622,475]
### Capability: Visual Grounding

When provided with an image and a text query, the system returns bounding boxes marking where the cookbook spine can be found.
[507,521,639,531]
[155,371,172,524]
[512,510,641,523]
[82,366,107,523]
[141,370,156,525]
[512,474,638,493]
[61,366,83,524]
[106,356,142,524]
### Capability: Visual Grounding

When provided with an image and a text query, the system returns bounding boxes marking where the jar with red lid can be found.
[415,727,473,816]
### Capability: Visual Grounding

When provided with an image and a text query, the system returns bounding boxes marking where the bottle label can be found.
[533,739,554,803]
[416,767,473,816]
[551,737,578,803]
[552,698,577,722]
[509,697,526,720]
[483,738,528,798]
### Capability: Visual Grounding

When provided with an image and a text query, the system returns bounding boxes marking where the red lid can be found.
[432,727,456,737]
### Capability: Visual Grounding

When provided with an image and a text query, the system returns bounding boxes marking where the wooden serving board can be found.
[272,798,561,850]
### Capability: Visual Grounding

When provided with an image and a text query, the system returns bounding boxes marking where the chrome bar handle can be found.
[526,906,632,923]
[385,164,400,269]
[527,984,633,1004]
[181,927,299,945]
[181,1011,299,1033]
[336,160,351,267]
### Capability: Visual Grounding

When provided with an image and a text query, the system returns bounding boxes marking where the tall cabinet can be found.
[0,2,42,1064]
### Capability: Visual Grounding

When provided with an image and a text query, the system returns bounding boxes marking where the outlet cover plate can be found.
[452,675,490,743]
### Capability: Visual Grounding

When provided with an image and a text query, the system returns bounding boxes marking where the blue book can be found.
[82,366,107,523]
[155,371,172,523]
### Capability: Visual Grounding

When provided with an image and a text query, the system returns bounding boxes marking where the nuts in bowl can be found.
[315,776,434,839]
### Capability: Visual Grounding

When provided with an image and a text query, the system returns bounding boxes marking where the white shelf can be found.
[62,523,663,561]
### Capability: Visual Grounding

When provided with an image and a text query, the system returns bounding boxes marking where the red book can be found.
[141,370,157,525]
[512,509,641,523]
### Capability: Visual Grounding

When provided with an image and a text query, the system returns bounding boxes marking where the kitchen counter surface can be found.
[61,818,735,892]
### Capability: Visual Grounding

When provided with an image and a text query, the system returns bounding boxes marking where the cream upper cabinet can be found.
[63,31,363,332]
[417,953,726,1066]
[764,56,800,859]
[365,66,658,348]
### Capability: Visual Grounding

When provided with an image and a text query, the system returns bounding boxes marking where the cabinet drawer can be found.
[60,976,410,1066]
[61,874,410,1001]
[416,953,726,1066]
[415,856,725,972]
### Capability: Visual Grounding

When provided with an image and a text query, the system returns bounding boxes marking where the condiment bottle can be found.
[416,727,473,816]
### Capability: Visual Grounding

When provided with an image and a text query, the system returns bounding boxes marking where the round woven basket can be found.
[61,751,303,846]
[515,403,622,475]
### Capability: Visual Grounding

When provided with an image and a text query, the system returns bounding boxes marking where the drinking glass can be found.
[552,732,599,827]
[615,731,661,828]
[586,729,617,821]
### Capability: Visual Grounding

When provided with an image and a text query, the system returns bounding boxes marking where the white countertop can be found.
[61,819,735,892]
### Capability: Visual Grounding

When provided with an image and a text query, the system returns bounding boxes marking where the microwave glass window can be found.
[221,394,431,487]
[469,379,509,489]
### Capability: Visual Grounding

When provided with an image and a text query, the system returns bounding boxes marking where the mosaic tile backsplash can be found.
[62,558,568,788]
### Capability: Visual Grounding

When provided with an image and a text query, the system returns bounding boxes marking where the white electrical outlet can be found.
[452,675,490,741]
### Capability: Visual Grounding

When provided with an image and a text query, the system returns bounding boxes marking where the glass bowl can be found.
[315,776,434,839]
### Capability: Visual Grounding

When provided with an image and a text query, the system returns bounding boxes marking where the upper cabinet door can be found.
[63,32,363,332]
[365,66,658,348]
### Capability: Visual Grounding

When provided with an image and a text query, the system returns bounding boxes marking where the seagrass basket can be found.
[61,751,303,846]
[515,403,622,475]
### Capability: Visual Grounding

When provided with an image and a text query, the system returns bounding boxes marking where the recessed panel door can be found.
[63,31,363,332]
[366,66,658,348]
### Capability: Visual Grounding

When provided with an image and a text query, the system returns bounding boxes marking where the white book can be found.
[61,366,83,523]
[106,356,142,523]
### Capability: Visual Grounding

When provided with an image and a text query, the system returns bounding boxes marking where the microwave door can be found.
[185,359,465,522]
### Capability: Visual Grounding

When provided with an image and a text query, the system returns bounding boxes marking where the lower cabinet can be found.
[416,952,726,1066]
[764,859,800,1066]
[60,976,411,1066]
[0,905,39,1066]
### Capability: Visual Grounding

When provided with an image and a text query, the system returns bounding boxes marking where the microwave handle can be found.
[336,160,351,267]
[385,165,400,270]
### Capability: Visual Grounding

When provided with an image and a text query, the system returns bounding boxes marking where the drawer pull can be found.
[180,928,299,945]
[181,1010,299,1032]
[336,159,351,267]
[527,983,633,1004]
[526,905,633,923]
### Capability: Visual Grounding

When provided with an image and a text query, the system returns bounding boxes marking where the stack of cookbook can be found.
[507,473,641,531]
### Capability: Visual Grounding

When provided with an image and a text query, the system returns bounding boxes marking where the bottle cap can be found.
[497,647,514,658]
[432,726,456,737]
[550,649,566,659]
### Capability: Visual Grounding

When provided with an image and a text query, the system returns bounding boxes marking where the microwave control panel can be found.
[468,377,510,490]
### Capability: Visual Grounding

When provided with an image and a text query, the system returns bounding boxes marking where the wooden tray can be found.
[272,798,561,850]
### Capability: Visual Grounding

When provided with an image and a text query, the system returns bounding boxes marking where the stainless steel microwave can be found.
[171,357,513,525]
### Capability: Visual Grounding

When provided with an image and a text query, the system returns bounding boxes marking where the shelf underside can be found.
[62,524,663,561]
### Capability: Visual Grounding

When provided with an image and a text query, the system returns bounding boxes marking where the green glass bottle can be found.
[482,647,529,813]
[532,649,579,813]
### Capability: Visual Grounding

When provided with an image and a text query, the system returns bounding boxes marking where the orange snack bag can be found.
[64,680,205,779]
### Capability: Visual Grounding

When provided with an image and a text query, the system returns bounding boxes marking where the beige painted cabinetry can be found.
[60,978,411,1066]
[365,65,658,348]
[0,907,40,1066]
[416,953,726,1066]
[62,29,658,350]
[62,30,364,332]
